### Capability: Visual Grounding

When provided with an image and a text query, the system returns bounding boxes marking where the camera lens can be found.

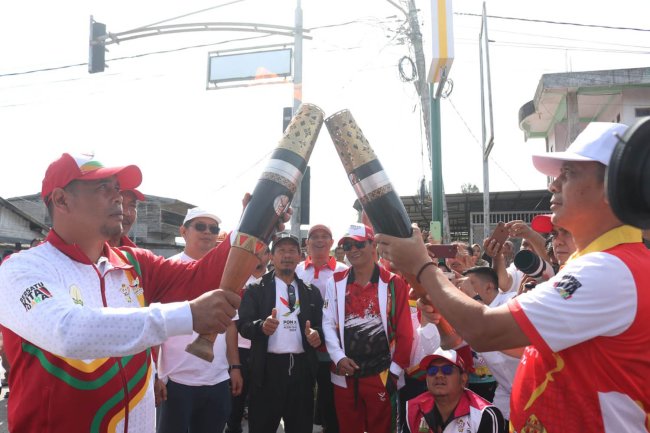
[514,250,546,278]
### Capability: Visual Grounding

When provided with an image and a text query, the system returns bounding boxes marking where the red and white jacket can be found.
[406,389,504,433]
[322,265,412,388]
[0,230,230,433]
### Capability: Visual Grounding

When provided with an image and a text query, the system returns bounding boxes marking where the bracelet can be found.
[229,364,242,372]
[416,261,436,284]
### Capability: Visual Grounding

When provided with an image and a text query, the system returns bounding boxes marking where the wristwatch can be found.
[229,364,242,373]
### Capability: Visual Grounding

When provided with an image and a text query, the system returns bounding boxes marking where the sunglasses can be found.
[426,364,457,376]
[192,223,220,234]
[341,240,368,251]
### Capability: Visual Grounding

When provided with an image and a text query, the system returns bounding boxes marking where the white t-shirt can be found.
[503,262,524,293]
[267,277,304,354]
[236,275,259,350]
[479,290,520,420]
[157,251,230,386]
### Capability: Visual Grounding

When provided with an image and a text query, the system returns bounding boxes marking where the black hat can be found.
[271,232,301,253]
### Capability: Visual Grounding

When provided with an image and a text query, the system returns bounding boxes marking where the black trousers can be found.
[248,353,315,433]
[226,347,251,433]
[398,376,426,433]
[314,360,338,433]
[157,379,231,433]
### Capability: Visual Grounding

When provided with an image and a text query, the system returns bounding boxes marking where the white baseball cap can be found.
[532,122,628,177]
[183,207,222,225]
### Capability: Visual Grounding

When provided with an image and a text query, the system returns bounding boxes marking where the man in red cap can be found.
[108,189,145,248]
[377,122,650,433]
[322,223,412,433]
[296,224,347,433]
[406,348,505,433]
[0,153,244,433]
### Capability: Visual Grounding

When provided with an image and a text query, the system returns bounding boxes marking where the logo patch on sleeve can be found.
[553,274,582,299]
[20,282,53,311]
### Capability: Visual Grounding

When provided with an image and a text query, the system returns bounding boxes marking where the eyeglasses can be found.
[426,364,457,376]
[341,240,367,251]
[287,284,296,312]
[192,223,220,234]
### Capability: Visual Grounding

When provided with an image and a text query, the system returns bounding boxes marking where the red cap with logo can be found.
[419,348,466,373]
[338,223,375,246]
[41,153,142,203]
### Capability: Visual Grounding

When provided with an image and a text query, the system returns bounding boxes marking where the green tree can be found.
[461,183,480,193]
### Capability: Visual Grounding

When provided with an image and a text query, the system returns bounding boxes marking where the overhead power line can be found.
[455,12,650,33]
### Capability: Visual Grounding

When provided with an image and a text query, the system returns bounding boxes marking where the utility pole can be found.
[390,0,451,242]
[289,0,304,239]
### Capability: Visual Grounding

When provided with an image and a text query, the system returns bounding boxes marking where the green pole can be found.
[430,85,444,242]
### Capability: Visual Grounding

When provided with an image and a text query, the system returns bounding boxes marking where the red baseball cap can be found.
[41,153,142,203]
[419,348,465,373]
[122,189,145,201]
[338,223,374,245]
[308,224,333,238]
[531,214,554,233]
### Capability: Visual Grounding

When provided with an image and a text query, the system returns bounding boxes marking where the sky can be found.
[2,0,649,240]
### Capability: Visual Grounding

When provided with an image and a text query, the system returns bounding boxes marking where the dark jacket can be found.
[237,270,324,388]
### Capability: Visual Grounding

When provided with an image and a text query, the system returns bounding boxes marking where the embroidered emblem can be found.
[323,299,328,309]
[522,414,547,433]
[456,418,466,432]
[20,282,52,311]
[130,277,143,297]
[553,274,582,299]
[69,285,84,306]
[120,283,132,303]
[378,392,386,402]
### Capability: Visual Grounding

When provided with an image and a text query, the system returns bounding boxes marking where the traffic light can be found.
[89,16,107,74]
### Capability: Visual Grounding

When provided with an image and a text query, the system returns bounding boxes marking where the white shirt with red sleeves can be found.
[507,226,650,433]
[296,256,348,298]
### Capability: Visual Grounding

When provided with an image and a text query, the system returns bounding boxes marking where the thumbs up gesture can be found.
[305,320,321,348]
[262,308,280,336]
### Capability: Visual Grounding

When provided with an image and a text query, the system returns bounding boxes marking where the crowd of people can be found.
[0,121,648,433]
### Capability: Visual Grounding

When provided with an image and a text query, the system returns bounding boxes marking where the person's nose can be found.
[548,177,561,193]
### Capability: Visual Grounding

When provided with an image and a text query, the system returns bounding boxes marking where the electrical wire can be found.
[454,12,650,33]
[445,96,523,191]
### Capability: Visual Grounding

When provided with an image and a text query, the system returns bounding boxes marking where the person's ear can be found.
[179,225,188,240]
[50,188,71,214]
[460,371,468,388]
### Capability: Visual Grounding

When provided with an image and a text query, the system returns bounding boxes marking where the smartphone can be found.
[488,222,509,246]
[427,244,459,259]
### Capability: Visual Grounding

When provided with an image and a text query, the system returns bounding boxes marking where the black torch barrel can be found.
[325,109,413,238]
[235,103,323,248]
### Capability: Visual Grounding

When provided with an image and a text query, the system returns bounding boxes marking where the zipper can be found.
[96,266,131,433]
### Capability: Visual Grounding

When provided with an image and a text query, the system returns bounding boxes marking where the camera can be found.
[607,116,650,229]
[513,250,555,280]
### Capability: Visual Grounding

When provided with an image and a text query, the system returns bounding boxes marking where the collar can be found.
[348,264,380,285]
[46,229,135,270]
[119,235,137,248]
[304,255,337,271]
[570,225,643,261]
[425,391,470,431]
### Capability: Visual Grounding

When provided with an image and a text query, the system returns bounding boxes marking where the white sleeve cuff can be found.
[153,301,193,337]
